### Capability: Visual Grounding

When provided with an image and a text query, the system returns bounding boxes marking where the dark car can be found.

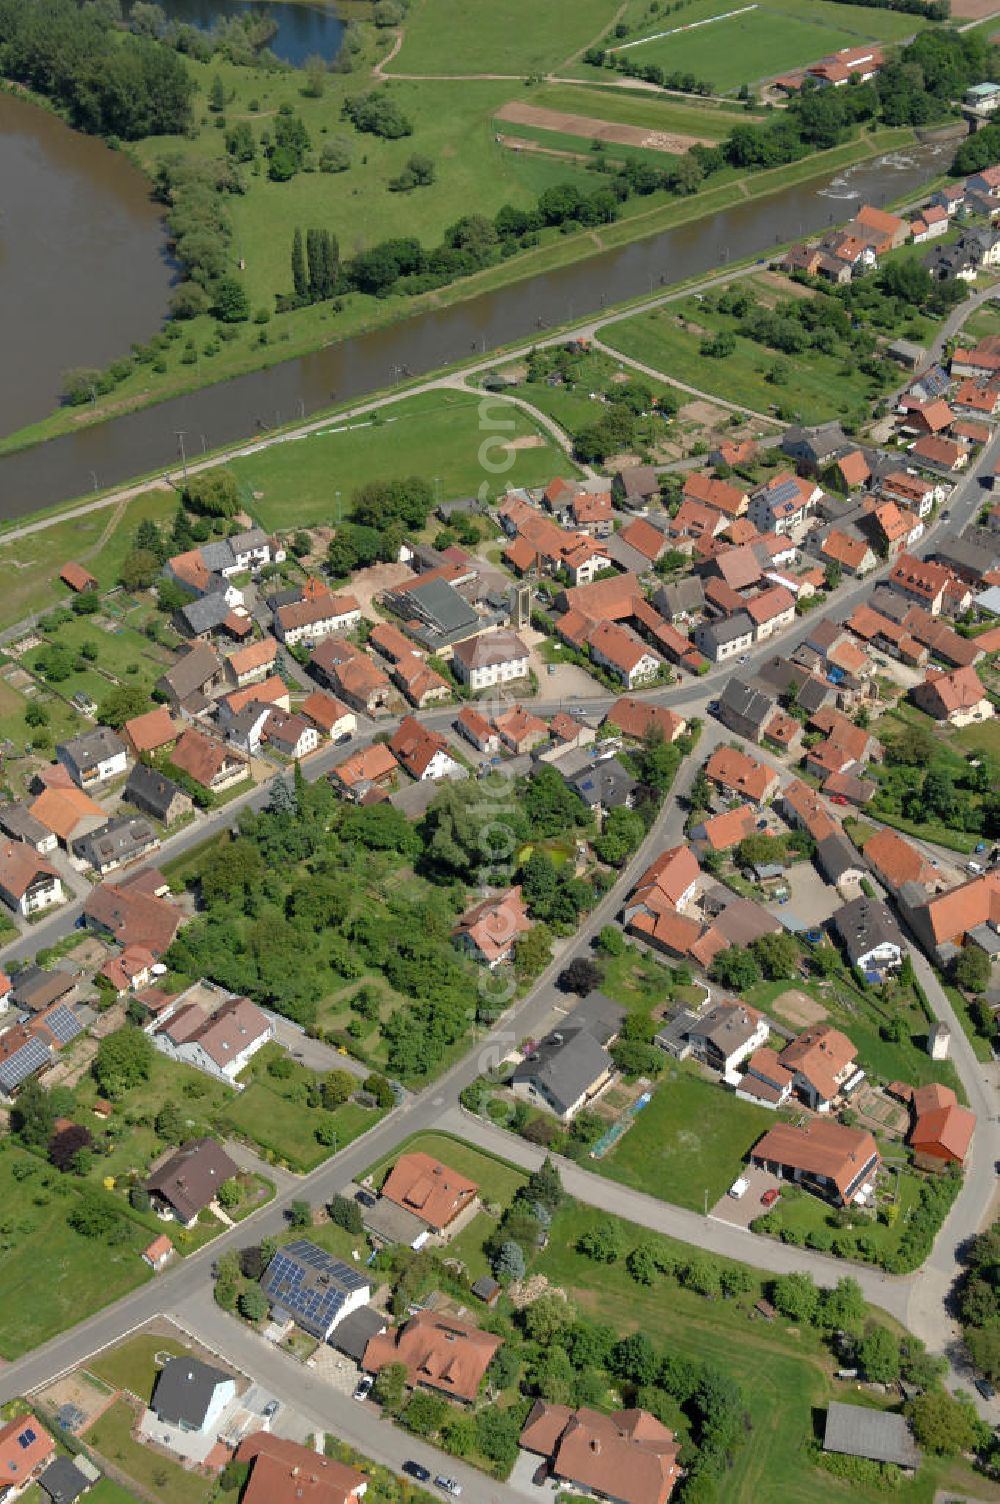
[975,1377,997,1402]
[403,1462,431,1482]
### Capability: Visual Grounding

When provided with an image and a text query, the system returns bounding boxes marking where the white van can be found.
[728,1177,749,1200]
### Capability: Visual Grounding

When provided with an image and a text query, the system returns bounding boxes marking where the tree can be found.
[291,226,307,300]
[209,73,226,112]
[11,1080,55,1151]
[239,1286,269,1323]
[523,1291,573,1345]
[610,1040,664,1079]
[819,1277,866,1333]
[24,701,49,729]
[49,1123,94,1173]
[97,684,148,729]
[68,1190,118,1239]
[907,1390,980,1455]
[558,957,603,995]
[523,765,589,838]
[121,548,160,591]
[858,1323,900,1383]
[578,1219,623,1264]
[213,276,250,323]
[709,947,761,990]
[525,1157,563,1214]
[596,925,626,957]
[93,1027,154,1098]
[155,1101,185,1142]
[953,945,991,994]
[609,1332,659,1386]
[321,1069,355,1109]
[217,1177,243,1210]
[373,1361,408,1410]
[515,924,553,980]
[303,53,326,98]
[889,721,937,768]
[751,931,800,982]
[288,1199,312,1228]
[594,806,645,866]
[329,1194,364,1235]
[770,1272,819,1324]
[364,1073,395,1110]
[493,1240,526,1283]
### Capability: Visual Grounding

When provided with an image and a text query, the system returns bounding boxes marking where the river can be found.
[131,0,346,66]
[0,139,950,518]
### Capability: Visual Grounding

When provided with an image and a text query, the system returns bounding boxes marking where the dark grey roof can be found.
[688,1000,762,1055]
[10,965,75,1013]
[152,1356,232,1427]
[823,1402,920,1469]
[615,465,658,500]
[38,1456,94,1504]
[146,1137,238,1222]
[565,990,626,1046]
[781,422,847,465]
[397,576,479,636]
[471,1275,501,1301]
[654,576,705,617]
[261,1238,369,1340]
[125,762,188,822]
[57,727,126,772]
[568,757,637,809]
[931,531,998,580]
[0,802,51,848]
[698,612,754,648]
[230,527,270,553]
[817,830,866,884]
[719,676,774,729]
[830,894,904,966]
[199,540,237,574]
[158,643,223,701]
[332,1305,386,1361]
[513,1028,613,1117]
[177,591,231,636]
[72,816,156,871]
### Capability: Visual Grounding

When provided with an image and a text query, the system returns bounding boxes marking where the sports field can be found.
[393,0,614,73]
[614,9,866,91]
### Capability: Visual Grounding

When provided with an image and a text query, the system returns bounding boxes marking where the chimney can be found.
[590,1439,600,1454]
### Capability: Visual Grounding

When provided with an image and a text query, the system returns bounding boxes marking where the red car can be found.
[761,1188,781,1208]
[829,794,848,807]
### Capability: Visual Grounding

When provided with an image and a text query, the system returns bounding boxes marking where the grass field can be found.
[594,1062,779,1209]
[89,1333,190,1400]
[230,388,578,528]
[616,10,857,92]
[23,1480,143,1504]
[0,1148,150,1361]
[392,0,614,74]
[364,1131,528,1205]
[85,1401,212,1504]
[510,83,755,139]
[601,285,889,424]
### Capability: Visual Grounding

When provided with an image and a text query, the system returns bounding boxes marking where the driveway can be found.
[709,1162,783,1229]
[766,863,841,932]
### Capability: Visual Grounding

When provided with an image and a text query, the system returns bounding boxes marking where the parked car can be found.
[435,1479,462,1496]
[829,794,848,806]
[729,1177,749,1200]
[974,1377,996,1402]
[353,1376,374,1402]
[335,732,353,745]
[761,1188,781,1208]
[738,654,749,664]
[404,1463,431,1482]
[261,1399,279,1419]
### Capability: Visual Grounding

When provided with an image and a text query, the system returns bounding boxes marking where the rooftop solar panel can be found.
[44,1005,83,1046]
[261,1239,367,1338]
[768,478,800,506]
[0,1037,51,1094]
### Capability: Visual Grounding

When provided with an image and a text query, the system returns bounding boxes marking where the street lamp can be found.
[174,430,188,481]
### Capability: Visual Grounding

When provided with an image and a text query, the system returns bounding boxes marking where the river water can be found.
[0,139,950,517]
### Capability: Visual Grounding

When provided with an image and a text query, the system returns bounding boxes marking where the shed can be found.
[823,1402,920,1470]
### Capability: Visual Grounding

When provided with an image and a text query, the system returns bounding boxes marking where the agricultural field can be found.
[229,388,579,529]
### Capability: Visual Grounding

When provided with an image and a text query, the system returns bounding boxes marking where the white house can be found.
[148,1356,237,1441]
[56,727,128,789]
[451,631,530,691]
[0,842,63,918]
[275,591,362,647]
[586,622,661,688]
[153,992,273,1088]
[229,528,282,571]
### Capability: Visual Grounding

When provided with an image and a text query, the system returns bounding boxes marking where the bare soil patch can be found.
[504,434,545,451]
[948,0,1000,17]
[495,99,713,152]
[771,988,828,1027]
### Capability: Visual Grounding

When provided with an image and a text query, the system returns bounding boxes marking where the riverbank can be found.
[0,121,920,465]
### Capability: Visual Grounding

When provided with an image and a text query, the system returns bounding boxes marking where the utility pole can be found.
[174,430,188,481]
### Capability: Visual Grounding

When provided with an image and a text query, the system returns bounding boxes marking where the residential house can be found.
[453,886,531,967]
[748,473,818,536]
[381,1152,479,1233]
[124,706,180,760]
[389,652,450,709]
[816,828,868,890]
[830,894,905,974]
[887,554,959,616]
[0,1416,55,1496]
[682,473,749,518]
[173,591,240,642]
[519,1403,679,1504]
[567,757,637,815]
[624,846,700,924]
[879,470,939,518]
[821,529,876,578]
[736,1047,794,1109]
[171,728,249,791]
[146,1138,239,1225]
[685,1001,768,1081]
[779,1025,859,1112]
[229,526,280,571]
[275,590,362,647]
[330,743,399,799]
[912,663,992,726]
[300,690,357,741]
[363,1312,501,1403]
[454,707,501,756]
[690,804,756,854]
[221,701,276,759]
[259,708,320,760]
[747,584,796,641]
[619,517,668,567]
[653,576,705,623]
[224,637,278,689]
[154,993,272,1086]
[603,697,686,744]
[259,1237,370,1339]
[911,435,968,473]
[124,764,193,827]
[870,501,923,557]
[83,870,182,957]
[666,499,726,554]
[156,642,227,711]
[311,639,391,716]
[587,621,662,687]
[831,449,870,492]
[704,746,780,804]
[904,867,1000,954]
[750,1119,878,1205]
[0,842,63,916]
[612,465,659,509]
[714,678,776,743]
[150,1356,236,1433]
[236,1434,368,1504]
[693,612,754,663]
[512,991,626,1122]
[56,727,127,789]
[494,706,549,756]
[452,631,530,691]
[72,816,158,877]
[909,205,949,242]
[390,718,463,781]
[0,802,57,855]
[218,675,291,723]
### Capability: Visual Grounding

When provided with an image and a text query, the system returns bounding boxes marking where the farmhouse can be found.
[750,1119,879,1205]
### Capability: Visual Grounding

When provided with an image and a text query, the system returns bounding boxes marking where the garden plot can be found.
[495,99,715,153]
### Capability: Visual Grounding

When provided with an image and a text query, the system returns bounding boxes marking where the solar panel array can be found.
[767,478,801,507]
[0,1037,51,1095]
[44,1005,83,1046]
[262,1239,367,1338]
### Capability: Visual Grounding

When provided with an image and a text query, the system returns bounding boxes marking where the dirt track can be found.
[494,99,714,152]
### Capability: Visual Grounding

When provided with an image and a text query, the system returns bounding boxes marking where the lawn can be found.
[601,290,889,424]
[392,0,615,74]
[508,83,755,140]
[594,1062,779,1210]
[225,1072,379,1173]
[364,1131,528,1207]
[229,388,579,530]
[0,1147,150,1361]
[85,1400,213,1504]
[89,1333,191,1401]
[955,716,1000,757]
[22,1479,143,1504]
[616,10,858,93]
